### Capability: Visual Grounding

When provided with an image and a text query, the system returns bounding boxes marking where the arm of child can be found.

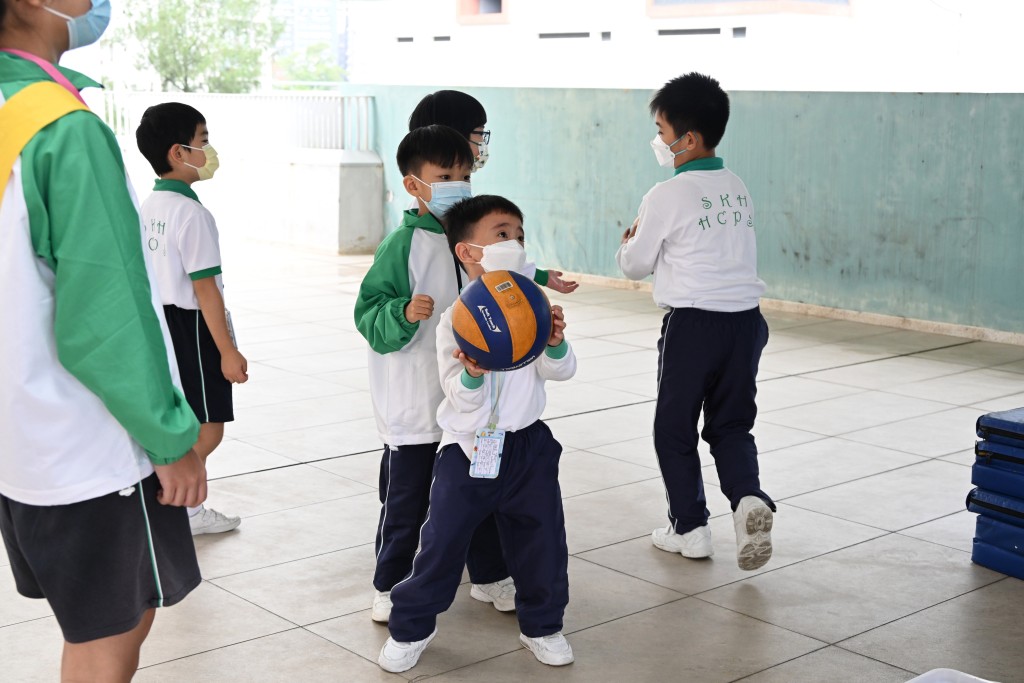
[436,307,490,414]
[535,268,579,294]
[28,112,199,469]
[354,230,426,354]
[616,200,666,280]
[536,305,577,382]
[192,277,248,383]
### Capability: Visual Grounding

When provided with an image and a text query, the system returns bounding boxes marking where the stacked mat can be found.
[967,407,1024,579]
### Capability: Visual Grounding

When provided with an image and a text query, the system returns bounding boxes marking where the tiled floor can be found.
[4,240,1024,682]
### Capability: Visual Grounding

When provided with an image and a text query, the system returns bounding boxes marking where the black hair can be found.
[649,72,730,149]
[135,102,207,175]
[408,90,487,139]
[396,124,475,177]
[444,195,524,257]
[0,0,6,27]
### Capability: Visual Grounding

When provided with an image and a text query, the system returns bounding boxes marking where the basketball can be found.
[452,270,552,372]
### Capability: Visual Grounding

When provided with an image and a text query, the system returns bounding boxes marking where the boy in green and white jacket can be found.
[356,123,578,623]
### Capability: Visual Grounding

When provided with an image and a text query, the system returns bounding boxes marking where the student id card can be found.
[470,427,505,479]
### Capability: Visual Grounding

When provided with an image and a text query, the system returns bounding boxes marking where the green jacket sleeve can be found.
[354,227,420,354]
[533,268,550,287]
[21,111,200,465]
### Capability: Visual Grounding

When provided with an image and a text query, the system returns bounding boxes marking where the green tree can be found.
[274,42,345,89]
[121,0,281,93]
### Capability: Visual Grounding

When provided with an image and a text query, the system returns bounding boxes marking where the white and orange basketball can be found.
[452,270,552,372]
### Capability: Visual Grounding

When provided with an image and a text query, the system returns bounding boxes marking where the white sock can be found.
[187,504,205,517]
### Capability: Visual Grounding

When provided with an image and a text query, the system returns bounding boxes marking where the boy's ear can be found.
[402,174,422,197]
[453,241,475,265]
[166,144,185,169]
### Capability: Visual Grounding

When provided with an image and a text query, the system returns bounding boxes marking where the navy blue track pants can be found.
[654,306,776,535]
[388,421,568,642]
[373,442,508,591]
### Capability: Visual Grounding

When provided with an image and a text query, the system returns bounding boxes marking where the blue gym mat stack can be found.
[967,407,1024,579]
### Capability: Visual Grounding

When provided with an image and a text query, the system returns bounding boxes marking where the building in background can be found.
[341,0,1023,93]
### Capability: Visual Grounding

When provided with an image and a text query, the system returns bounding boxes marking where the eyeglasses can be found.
[471,129,491,144]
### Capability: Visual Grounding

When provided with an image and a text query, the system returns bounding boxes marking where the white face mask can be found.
[651,133,685,168]
[473,141,489,172]
[468,240,528,273]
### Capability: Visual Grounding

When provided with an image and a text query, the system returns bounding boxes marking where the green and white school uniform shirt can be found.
[616,157,767,312]
[355,210,457,446]
[0,54,199,506]
[140,180,223,309]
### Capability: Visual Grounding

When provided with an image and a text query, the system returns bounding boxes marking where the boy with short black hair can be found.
[617,72,777,571]
[355,125,515,624]
[137,102,246,535]
[378,194,576,673]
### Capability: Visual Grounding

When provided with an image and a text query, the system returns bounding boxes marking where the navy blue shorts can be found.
[163,304,234,423]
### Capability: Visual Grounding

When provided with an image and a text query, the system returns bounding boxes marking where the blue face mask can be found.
[412,176,472,218]
[44,0,112,51]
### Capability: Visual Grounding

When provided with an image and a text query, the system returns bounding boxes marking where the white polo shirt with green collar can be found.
[140,179,224,309]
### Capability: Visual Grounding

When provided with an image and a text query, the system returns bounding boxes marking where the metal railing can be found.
[99,90,374,152]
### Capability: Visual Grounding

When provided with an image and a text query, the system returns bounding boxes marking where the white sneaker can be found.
[520,632,574,666]
[378,629,437,673]
[371,590,391,623]
[651,524,714,558]
[470,576,516,612]
[734,496,773,571]
[189,507,241,535]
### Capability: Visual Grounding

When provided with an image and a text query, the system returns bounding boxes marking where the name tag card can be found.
[470,427,505,479]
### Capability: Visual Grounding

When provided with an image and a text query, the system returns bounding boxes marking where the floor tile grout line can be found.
[202,541,376,583]
[569,554,691,598]
[725,643,835,683]
[827,576,1011,648]
[209,447,380,482]
[135,624,300,671]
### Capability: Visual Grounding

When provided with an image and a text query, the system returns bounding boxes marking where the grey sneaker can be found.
[733,496,773,571]
[470,577,516,611]
[371,590,391,623]
[189,507,241,535]
[520,632,574,666]
[378,629,437,673]
[651,524,714,558]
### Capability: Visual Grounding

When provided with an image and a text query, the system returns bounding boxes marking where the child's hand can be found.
[546,270,579,294]
[548,305,566,347]
[222,349,249,384]
[453,348,488,378]
[405,294,434,323]
[621,217,639,244]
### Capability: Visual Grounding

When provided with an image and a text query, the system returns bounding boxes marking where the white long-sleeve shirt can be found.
[616,157,766,312]
[435,304,577,458]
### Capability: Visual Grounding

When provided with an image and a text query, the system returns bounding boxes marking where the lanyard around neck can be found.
[0,49,87,105]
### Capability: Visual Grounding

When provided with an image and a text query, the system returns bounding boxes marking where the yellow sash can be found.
[0,81,89,209]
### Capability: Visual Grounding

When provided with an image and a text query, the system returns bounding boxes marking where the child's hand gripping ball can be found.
[452,270,552,372]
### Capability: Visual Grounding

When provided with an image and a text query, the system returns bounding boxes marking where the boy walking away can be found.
[0,2,206,680]
[379,195,576,673]
[137,103,246,536]
[616,73,777,571]
[355,125,515,624]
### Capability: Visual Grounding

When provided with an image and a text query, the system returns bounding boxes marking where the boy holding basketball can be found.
[616,73,776,571]
[354,125,516,623]
[378,195,577,673]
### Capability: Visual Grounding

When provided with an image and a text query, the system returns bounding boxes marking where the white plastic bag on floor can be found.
[907,669,998,683]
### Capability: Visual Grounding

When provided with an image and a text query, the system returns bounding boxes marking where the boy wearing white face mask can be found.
[137,102,245,536]
[617,73,776,572]
[407,89,579,295]
[355,125,517,625]
[379,195,576,673]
